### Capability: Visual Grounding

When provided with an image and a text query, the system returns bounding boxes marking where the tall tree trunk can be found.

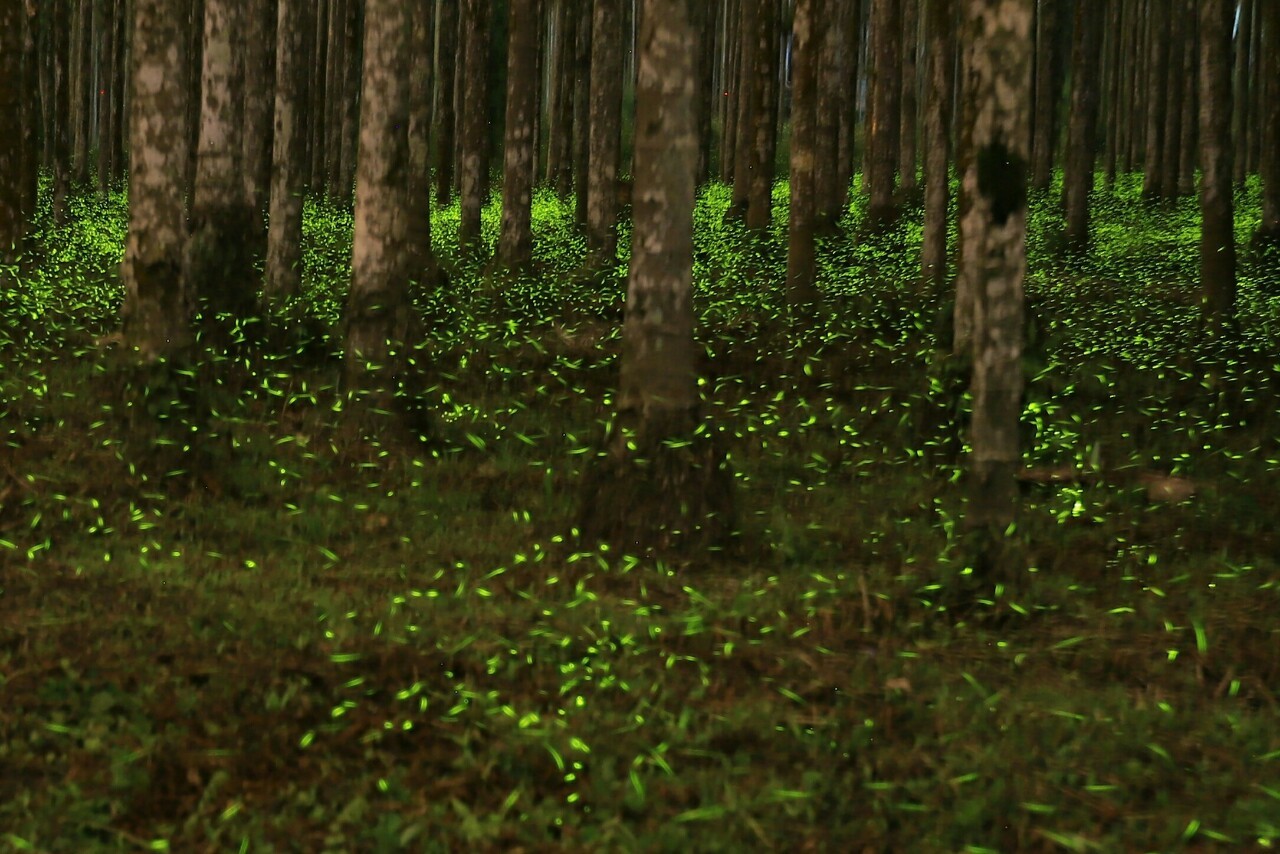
[719,0,741,185]
[582,0,731,553]
[834,0,861,206]
[1061,0,1102,248]
[744,0,780,231]
[498,0,542,270]
[185,0,257,326]
[0,0,24,266]
[307,0,328,194]
[323,0,346,199]
[1255,0,1279,246]
[959,0,1030,530]
[72,0,93,184]
[19,3,40,221]
[866,0,901,228]
[242,0,277,226]
[337,0,362,206]
[1028,0,1058,190]
[123,0,191,358]
[1198,0,1234,328]
[264,0,309,306]
[96,0,118,195]
[693,0,715,184]
[1140,0,1168,199]
[571,0,592,226]
[52,0,72,224]
[584,0,625,268]
[898,0,918,194]
[458,0,491,248]
[546,0,578,194]
[1157,1,1185,200]
[1100,0,1120,186]
[406,0,434,277]
[345,0,412,382]
[728,0,756,215]
[920,0,952,288]
[786,0,822,301]
[1231,0,1254,185]
[815,0,851,229]
[434,0,458,206]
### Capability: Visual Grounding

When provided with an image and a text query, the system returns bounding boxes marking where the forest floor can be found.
[2,175,1279,851]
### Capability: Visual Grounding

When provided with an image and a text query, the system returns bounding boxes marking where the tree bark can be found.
[123,0,191,358]
[459,0,491,248]
[1029,0,1059,190]
[433,0,458,206]
[307,0,328,194]
[1156,2,1185,200]
[406,0,434,277]
[744,0,780,231]
[264,0,309,306]
[571,0,592,226]
[1255,0,1279,245]
[867,0,901,228]
[242,0,277,225]
[498,0,542,270]
[786,0,822,302]
[1061,0,1102,248]
[52,0,72,224]
[1198,0,1235,328]
[345,0,412,381]
[0,0,24,265]
[920,0,953,288]
[585,0,625,267]
[719,0,740,185]
[1140,0,1168,199]
[546,0,578,195]
[959,0,1030,530]
[815,0,852,228]
[898,0,919,194]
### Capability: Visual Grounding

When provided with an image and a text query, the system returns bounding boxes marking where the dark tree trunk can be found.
[546,0,577,195]
[1198,0,1235,328]
[693,0,715,184]
[727,0,756,215]
[832,0,861,215]
[719,0,741,185]
[1061,0,1102,248]
[1140,0,1168,199]
[584,0,625,268]
[406,0,435,277]
[1100,0,1121,186]
[920,0,953,288]
[498,0,542,270]
[816,0,853,228]
[434,0,458,206]
[866,0,902,228]
[72,0,93,185]
[1176,0,1199,196]
[744,0,780,231]
[323,0,346,199]
[185,0,206,203]
[1157,1,1185,200]
[52,0,72,224]
[1029,0,1059,190]
[337,0,362,206]
[264,0,310,306]
[459,0,491,248]
[95,0,118,195]
[571,0,592,226]
[0,0,23,265]
[898,0,918,194]
[1256,0,1279,245]
[1231,0,1254,185]
[242,0,277,227]
[786,0,823,301]
[308,0,329,194]
[19,3,39,223]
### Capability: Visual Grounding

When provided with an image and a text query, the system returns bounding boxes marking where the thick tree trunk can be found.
[308,0,329,194]
[123,0,191,358]
[1176,0,1198,196]
[1028,0,1058,190]
[498,0,542,270]
[459,0,491,248]
[867,0,901,228]
[920,0,952,288]
[95,0,118,195]
[406,0,434,276]
[323,0,346,199]
[1198,0,1235,328]
[1255,0,1279,245]
[1061,0,1102,248]
[433,0,458,206]
[786,0,822,302]
[337,0,362,206]
[744,0,780,231]
[582,0,731,553]
[0,0,24,265]
[693,0,715,184]
[1140,0,1168,199]
[833,0,861,206]
[264,0,309,306]
[1157,3,1185,200]
[815,0,850,229]
[584,0,625,268]
[546,0,578,195]
[242,0,277,225]
[345,0,412,381]
[185,0,257,327]
[898,0,918,194]
[959,0,1030,530]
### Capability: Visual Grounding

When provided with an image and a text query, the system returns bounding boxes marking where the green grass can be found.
[1,172,1278,851]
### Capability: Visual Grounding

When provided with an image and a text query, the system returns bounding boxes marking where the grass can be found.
[1,171,1279,851]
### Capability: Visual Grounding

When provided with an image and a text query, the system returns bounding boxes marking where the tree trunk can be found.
[52,0,72,224]
[123,0,191,358]
[264,0,309,306]
[345,0,412,382]
[434,0,458,206]
[185,0,205,203]
[72,0,93,185]
[308,0,329,194]
[1156,3,1185,200]
[920,0,952,288]
[406,0,434,277]
[866,0,901,228]
[582,0,732,553]
[1029,0,1058,191]
[337,0,362,206]
[786,0,822,301]
[744,0,780,231]
[498,0,542,270]
[585,0,625,268]
[19,4,40,221]
[185,0,257,327]
[1231,0,1254,185]
[728,0,755,215]
[1140,0,1168,199]
[719,0,740,185]
[458,0,491,248]
[693,0,715,184]
[1255,0,1279,245]
[95,0,118,195]
[242,0,277,226]
[1176,0,1199,196]
[1198,0,1234,328]
[1061,0,1102,248]
[323,0,346,199]
[571,0,592,226]
[815,0,850,229]
[959,0,1030,530]
[0,0,24,266]
[898,0,918,194]
[546,0,577,195]
[833,0,861,206]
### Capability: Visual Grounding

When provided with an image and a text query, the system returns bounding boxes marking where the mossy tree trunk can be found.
[264,0,310,307]
[584,0,625,270]
[920,0,953,289]
[581,0,733,554]
[498,0,543,271]
[459,0,491,249]
[344,0,412,386]
[185,0,259,330]
[123,0,192,359]
[1061,0,1102,249]
[786,0,822,302]
[959,0,1031,530]
[1198,0,1235,329]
